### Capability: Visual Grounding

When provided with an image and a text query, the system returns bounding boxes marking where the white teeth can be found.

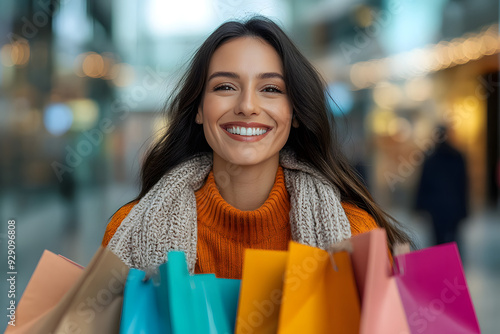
[226,126,268,136]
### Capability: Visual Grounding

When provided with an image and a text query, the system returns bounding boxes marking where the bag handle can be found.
[327,240,353,271]
[392,243,411,275]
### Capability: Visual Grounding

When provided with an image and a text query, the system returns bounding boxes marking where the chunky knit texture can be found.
[106,148,354,274]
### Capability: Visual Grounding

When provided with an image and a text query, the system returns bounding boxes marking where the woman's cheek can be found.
[207,95,233,111]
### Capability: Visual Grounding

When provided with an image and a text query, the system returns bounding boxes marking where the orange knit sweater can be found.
[102,166,379,279]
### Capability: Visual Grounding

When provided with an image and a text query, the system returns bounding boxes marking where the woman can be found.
[102,16,410,279]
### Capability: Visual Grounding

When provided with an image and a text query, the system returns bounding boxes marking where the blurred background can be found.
[1,0,499,332]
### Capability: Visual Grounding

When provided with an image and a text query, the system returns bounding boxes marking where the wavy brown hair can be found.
[132,15,412,249]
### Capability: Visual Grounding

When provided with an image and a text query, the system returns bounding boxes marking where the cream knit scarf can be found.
[107,147,351,274]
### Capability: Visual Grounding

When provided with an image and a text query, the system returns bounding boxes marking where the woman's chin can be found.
[215,150,274,168]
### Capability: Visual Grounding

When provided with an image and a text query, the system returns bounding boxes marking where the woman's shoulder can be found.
[341,201,379,236]
[101,200,139,247]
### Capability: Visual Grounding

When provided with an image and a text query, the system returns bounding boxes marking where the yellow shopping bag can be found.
[236,241,360,334]
[236,249,288,334]
[277,241,361,334]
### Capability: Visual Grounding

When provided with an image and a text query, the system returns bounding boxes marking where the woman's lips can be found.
[220,122,272,129]
[220,126,271,142]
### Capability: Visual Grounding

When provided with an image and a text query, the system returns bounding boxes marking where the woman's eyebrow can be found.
[207,71,284,82]
[258,72,284,80]
[208,71,239,81]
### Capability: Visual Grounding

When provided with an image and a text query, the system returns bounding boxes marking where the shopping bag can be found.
[277,241,361,334]
[393,242,481,333]
[157,251,241,334]
[236,249,288,334]
[28,246,129,334]
[216,277,242,332]
[120,268,168,334]
[4,251,83,334]
[350,228,410,334]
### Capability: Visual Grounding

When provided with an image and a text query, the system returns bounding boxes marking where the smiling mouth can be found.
[225,128,268,136]
[220,125,272,142]
[221,125,272,136]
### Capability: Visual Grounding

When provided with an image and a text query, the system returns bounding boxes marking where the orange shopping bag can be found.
[277,241,360,334]
[236,249,288,334]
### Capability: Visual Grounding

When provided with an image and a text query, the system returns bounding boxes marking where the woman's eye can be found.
[263,86,283,93]
[214,85,234,91]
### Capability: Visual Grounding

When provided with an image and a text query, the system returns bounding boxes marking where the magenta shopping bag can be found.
[393,243,480,333]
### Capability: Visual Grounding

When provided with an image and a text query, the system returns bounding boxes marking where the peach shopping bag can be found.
[349,228,410,334]
[4,251,83,334]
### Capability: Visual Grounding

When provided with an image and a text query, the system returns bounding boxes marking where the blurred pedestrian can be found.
[58,153,78,236]
[415,126,468,245]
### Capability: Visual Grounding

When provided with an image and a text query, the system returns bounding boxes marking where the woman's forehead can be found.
[207,37,284,77]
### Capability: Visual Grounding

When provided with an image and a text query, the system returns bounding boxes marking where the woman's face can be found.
[197,36,296,168]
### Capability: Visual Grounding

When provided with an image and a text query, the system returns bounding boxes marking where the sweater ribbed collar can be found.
[195,166,291,245]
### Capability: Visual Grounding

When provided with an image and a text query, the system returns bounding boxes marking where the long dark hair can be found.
[134,15,411,249]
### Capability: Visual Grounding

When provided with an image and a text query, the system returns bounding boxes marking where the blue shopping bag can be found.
[120,268,169,334]
[159,251,241,334]
[217,278,242,331]
[120,251,241,334]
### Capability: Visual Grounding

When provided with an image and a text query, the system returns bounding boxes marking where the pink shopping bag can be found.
[393,242,481,333]
[350,228,410,334]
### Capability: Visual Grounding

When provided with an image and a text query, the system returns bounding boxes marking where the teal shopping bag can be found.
[120,268,170,334]
[217,278,242,331]
[158,251,241,334]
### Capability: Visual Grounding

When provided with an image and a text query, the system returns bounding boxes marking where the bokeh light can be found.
[82,52,105,78]
[68,99,99,131]
[327,82,354,115]
[43,103,74,136]
[1,39,30,67]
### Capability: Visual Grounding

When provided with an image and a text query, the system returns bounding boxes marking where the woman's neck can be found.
[212,153,280,211]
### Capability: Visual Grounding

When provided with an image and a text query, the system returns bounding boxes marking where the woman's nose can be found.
[236,89,259,116]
